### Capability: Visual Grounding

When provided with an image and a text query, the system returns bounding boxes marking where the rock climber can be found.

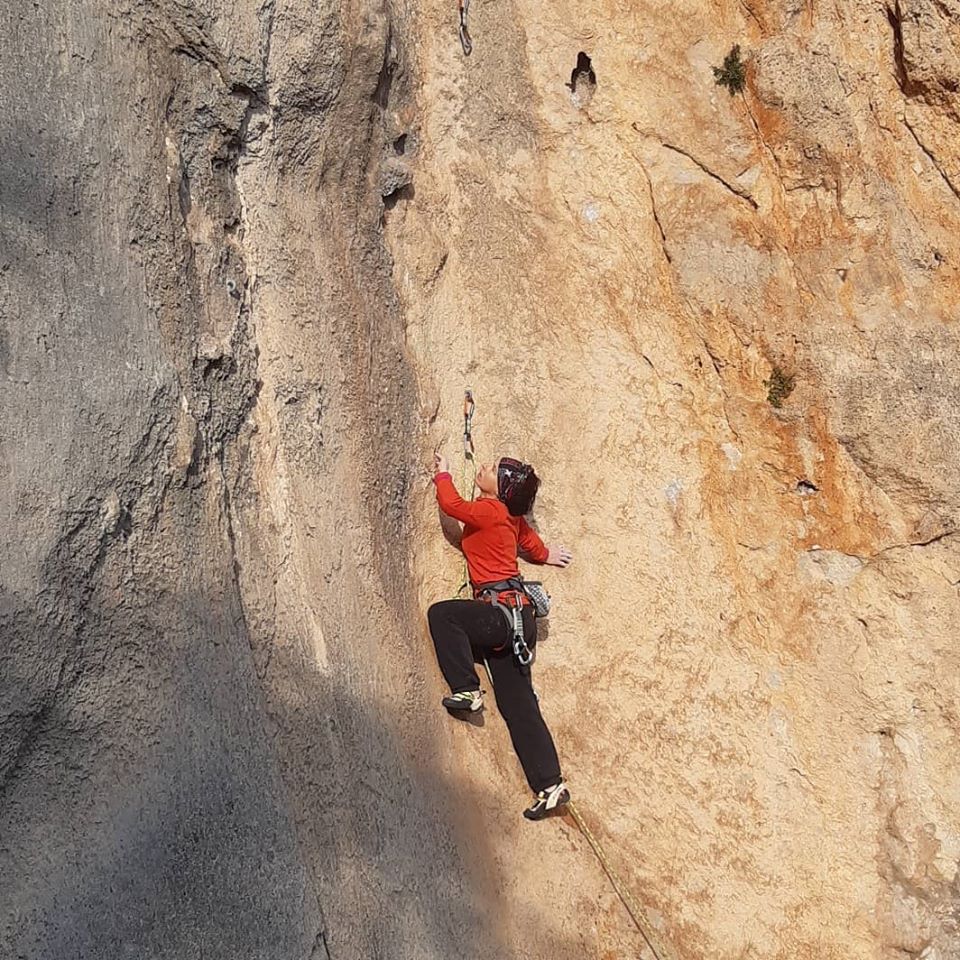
[428,451,574,820]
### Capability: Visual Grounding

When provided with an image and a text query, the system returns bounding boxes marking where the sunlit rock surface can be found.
[1,1,957,957]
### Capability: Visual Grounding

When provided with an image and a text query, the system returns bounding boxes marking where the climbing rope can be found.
[443,391,672,957]
[462,389,475,461]
[455,389,476,598]
[458,0,472,56]
[566,801,678,960]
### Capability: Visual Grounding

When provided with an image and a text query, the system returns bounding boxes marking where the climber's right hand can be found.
[433,452,449,474]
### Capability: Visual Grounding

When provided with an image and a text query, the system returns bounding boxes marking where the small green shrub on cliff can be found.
[765,366,796,408]
[713,45,747,95]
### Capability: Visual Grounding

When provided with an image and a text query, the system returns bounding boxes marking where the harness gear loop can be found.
[476,579,534,667]
[567,801,679,960]
[458,0,472,56]
[509,595,533,666]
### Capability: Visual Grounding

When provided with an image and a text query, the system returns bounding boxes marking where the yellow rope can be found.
[454,449,474,598]
[454,390,476,599]
[566,801,678,960]
[443,391,673,957]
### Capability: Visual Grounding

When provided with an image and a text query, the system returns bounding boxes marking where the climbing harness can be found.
[475,576,551,668]
[476,583,533,666]
[458,0,473,56]
[567,801,679,960]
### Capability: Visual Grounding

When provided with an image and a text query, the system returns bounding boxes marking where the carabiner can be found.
[513,636,534,666]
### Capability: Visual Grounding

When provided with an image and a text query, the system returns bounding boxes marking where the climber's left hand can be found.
[546,544,573,567]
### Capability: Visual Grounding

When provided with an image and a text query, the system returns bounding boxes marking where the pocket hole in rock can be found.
[567,51,596,107]
[383,183,414,210]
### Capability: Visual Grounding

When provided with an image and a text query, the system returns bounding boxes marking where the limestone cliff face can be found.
[1,1,957,959]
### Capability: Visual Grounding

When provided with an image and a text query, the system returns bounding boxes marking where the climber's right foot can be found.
[523,781,570,821]
[442,689,484,713]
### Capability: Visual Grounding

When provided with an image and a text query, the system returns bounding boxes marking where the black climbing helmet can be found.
[497,457,540,517]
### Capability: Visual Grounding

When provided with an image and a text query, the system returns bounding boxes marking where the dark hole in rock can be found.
[202,354,236,379]
[383,183,414,210]
[177,173,192,216]
[186,431,205,479]
[373,51,395,108]
[797,479,819,495]
[393,134,407,155]
[567,51,596,106]
[116,506,134,540]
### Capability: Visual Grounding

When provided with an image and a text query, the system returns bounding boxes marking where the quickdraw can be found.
[458,0,472,56]
[462,389,475,460]
[455,389,476,599]
[508,593,533,666]
[476,581,535,668]
[455,392,533,668]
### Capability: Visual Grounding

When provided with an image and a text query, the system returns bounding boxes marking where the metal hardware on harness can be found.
[458,0,472,56]
[509,595,533,666]
[477,580,534,667]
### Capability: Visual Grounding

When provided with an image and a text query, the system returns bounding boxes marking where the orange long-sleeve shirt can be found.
[433,471,548,589]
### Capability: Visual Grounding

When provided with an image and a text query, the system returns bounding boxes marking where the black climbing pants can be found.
[427,599,562,793]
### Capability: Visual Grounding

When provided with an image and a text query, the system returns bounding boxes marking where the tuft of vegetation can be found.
[765,366,796,408]
[713,45,747,95]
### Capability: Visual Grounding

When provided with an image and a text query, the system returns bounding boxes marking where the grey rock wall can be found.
[0,1,467,957]
[0,2,324,957]
[1,1,551,957]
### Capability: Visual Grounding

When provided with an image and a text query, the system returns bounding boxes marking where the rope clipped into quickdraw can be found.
[445,391,670,954]
[462,389,475,461]
[454,390,476,599]
[566,801,678,960]
[447,389,498,685]
[458,0,472,56]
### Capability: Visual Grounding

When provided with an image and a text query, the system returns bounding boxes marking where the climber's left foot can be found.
[442,689,484,713]
[523,781,570,821]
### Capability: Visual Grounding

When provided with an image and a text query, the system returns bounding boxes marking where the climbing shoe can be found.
[523,781,570,821]
[442,689,484,713]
